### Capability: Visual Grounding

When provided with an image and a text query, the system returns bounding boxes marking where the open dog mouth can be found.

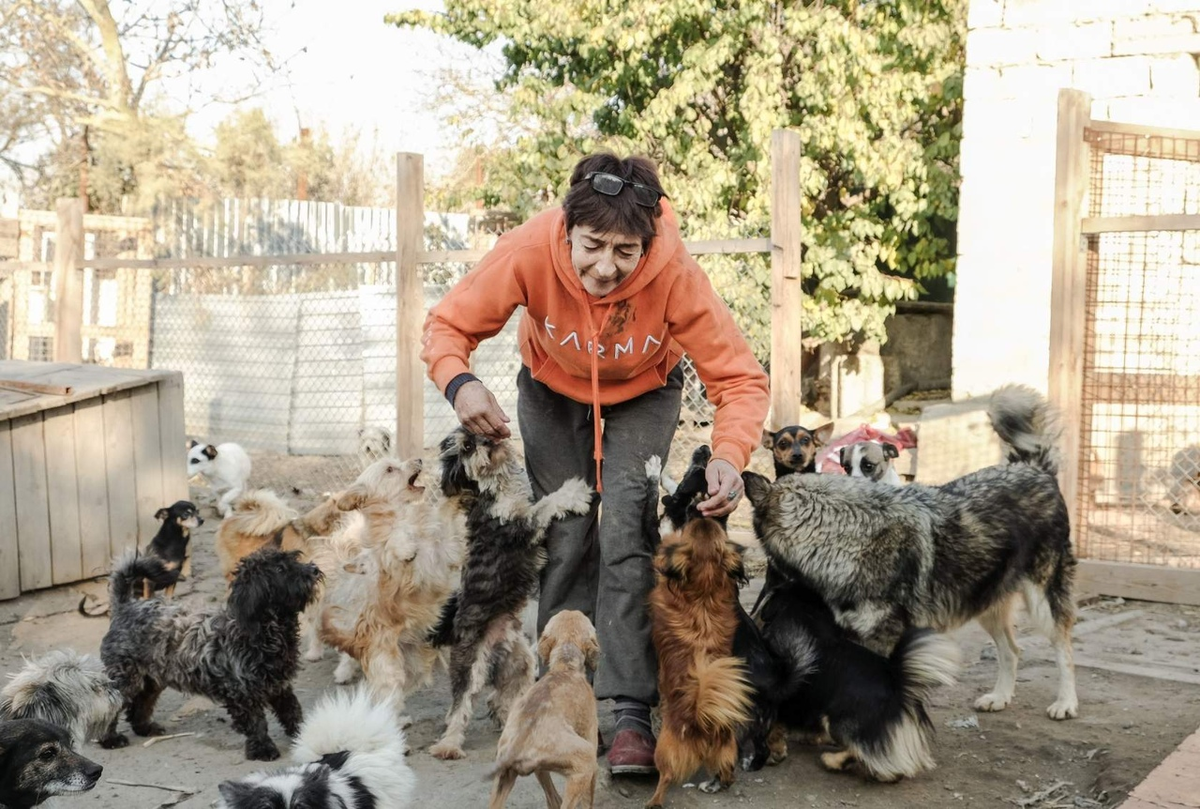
[407,468,424,493]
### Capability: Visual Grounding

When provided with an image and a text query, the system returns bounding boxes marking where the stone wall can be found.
[953,0,1200,400]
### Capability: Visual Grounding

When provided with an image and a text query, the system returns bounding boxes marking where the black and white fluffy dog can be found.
[427,428,593,760]
[0,719,103,809]
[742,383,1080,720]
[1,650,121,749]
[98,548,323,760]
[215,686,414,809]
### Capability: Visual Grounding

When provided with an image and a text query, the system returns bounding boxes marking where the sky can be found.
[187,0,500,180]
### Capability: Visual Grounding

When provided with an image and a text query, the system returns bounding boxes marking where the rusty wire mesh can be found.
[1077,129,1200,567]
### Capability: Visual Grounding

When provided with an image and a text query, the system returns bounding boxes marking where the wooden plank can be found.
[1118,726,1200,809]
[156,374,189,505]
[770,129,805,430]
[0,426,19,599]
[1081,213,1200,234]
[0,362,179,422]
[42,405,82,584]
[102,390,139,558]
[73,397,111,578]
[0,378,73,395]
[395,153,425,459]
[1088,118,1200,143]
[1076,559,1200,606]
[129,385,163,547]
[686,237,772,256]
[53,198,84,364]
[1047,89,1092,544]
[11,412,51,591]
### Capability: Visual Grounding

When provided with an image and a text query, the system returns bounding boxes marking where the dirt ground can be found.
[3,483,1200,809]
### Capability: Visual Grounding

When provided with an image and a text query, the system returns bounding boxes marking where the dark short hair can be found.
[563,152,665,250]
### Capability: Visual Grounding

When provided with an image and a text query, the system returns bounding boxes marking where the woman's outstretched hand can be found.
[697,458,743,518]
[453,380,512,439]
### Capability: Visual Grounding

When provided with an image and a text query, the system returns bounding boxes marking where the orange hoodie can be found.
[420,201,770,484]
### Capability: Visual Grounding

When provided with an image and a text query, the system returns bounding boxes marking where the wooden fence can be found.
[1050,88,1200,606]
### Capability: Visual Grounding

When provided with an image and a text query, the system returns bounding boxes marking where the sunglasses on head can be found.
[583,171,667,208]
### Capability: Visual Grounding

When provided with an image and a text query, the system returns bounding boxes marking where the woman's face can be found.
[568,225,643,297]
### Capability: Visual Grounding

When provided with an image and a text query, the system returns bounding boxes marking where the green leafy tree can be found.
[390,0,965,358]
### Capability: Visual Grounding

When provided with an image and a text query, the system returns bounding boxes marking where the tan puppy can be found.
[216,489,343,581]
[487,611,600,809]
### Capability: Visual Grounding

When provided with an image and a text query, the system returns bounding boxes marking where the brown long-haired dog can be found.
[486,610,600,809]
[647,518,753,809]
[215,489,343,581]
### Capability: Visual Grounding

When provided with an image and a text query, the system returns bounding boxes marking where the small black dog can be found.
[760,424,834,479]
[99,548,322,761]
[143,500,203,599]
[0,719,103,809]
[746,580,959,781]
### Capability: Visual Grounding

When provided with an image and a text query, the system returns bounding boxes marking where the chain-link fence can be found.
[1076,128,1200,567]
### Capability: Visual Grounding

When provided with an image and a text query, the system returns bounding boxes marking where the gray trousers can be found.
[517,364,683,704]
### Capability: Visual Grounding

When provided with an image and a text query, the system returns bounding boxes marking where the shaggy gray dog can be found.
[426,428,593,760]
[742,383,1079,721]
[1,650,121,748]
[98,548,322,760]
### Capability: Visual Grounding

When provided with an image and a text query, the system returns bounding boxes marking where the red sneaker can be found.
[606,728,657,775]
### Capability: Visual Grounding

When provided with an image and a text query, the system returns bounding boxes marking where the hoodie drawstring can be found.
[584,303,615,494]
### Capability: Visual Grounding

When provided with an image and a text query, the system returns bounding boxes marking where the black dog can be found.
[143,500,203,599]
[99,548,322,761]
[0,719,102,809]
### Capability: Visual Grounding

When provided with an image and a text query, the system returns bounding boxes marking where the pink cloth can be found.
[816,424,918,475]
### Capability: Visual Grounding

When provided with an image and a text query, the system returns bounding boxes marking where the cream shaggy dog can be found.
[312,456,466,719]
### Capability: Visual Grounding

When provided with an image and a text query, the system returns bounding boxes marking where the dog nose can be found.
[84,761,103,781]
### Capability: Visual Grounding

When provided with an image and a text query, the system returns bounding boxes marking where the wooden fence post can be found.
[53,198,85,364]
[1047,88,1092,545]
[770,129,805,428]
[395,153,425,459]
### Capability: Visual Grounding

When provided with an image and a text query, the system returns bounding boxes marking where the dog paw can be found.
[246,741,282,761]
[698,776,728,794]
[100,733,129,749]
[820,750,855,772]
[974,692,1012,712]
[558,477,594,515]
[429,741,465,760]
[132,722,167,738]
[1046,699,1078,720]
[645,455,662,481]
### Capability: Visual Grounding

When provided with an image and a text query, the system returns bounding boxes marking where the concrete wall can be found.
[954,0,1200,400]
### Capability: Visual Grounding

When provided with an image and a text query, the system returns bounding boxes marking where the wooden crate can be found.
[0,361,188,599]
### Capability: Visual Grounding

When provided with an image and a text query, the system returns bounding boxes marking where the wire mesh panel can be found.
[1077,129,1200,567]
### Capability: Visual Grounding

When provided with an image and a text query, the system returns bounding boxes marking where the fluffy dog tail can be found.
[106,552,173,610]
[892,628,961,711]
[291,686,415,809]
[0,650,121,748]
[223,489,299,535]
[988,384,1063,477]
[687,655,754,734]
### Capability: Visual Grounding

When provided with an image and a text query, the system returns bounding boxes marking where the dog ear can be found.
[655,544,686,584]
[155,507,170,521]
[840,446,853,472]
[741,471,772,506]
[336,484,369,511]
[202,444,218,460]
[726,545,749,586]
[584,631,600,673]
[761,429,775,450]
[186,438,199,451]
[812,422,835,445]
[217,780,257,807]
[536,629,555,666]
[883,442,899,460]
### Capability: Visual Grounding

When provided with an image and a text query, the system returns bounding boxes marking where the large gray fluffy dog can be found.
[98,548,323,760]
[0,650,122,749]
[742,384,1079,721]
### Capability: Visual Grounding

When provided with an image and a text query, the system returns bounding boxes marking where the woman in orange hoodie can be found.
[420,151,770,774]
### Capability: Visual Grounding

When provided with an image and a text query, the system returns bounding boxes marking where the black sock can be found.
[612,697,653,739]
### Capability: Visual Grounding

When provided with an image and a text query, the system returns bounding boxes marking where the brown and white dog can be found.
[486,610,600,809]
[216,490,344,582]
[839,440,902,485]
[646,517,753,808]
